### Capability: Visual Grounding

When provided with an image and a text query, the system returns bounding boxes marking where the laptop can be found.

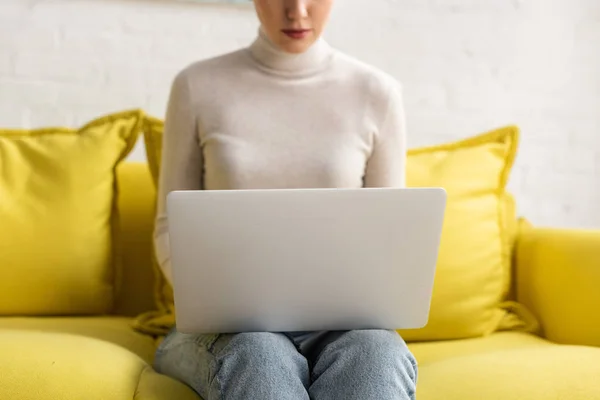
[167,187,446,334]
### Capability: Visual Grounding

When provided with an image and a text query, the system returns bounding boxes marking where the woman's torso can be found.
[182,44,397,191]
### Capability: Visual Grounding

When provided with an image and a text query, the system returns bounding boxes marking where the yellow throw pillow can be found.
[0,110,143,315]
[139,118,533,340]
[399,126,525,341]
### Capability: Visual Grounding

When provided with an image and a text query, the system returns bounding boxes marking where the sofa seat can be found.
[0,318,548,367]
[410,332,600,400]
[416,345,600,399]
[408,331,549,364]
[0,317,157,363]
[2,323,600,400]
[0,330,198,400]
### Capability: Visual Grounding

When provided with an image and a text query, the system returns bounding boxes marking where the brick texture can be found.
[0,0,599,227]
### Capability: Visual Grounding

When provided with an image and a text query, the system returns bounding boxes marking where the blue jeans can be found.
[154,329,417,399]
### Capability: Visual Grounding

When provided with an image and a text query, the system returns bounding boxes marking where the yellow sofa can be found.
[1,160,600,400]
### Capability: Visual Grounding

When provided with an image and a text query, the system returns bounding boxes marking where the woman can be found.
[153,0,417,399]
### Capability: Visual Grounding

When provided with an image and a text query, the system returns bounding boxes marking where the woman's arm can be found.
[154,71,202,285]
[363,82,407,188]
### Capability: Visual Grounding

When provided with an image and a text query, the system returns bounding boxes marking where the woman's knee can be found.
[215,332,310,393]
[153,331,218,397]
[333,330,417,376]
[223,332,298,363]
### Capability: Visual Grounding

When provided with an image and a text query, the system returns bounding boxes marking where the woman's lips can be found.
[281,29,312,39]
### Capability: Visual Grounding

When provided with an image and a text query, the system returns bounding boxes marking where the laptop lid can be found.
[167,187,446,334]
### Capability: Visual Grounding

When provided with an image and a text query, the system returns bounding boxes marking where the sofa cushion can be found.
[415,345,600,400]
[0,110,143,315]
[113,162,158,317]
[399,127,529,340]
[408,331,549,365]
[0,330,199,400]
[0,317,157,363]
[141,119,531,341]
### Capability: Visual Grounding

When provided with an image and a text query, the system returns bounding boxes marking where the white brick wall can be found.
[1,0,599,228]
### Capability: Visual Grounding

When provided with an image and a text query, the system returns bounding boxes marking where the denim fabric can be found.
[154,329,417,400]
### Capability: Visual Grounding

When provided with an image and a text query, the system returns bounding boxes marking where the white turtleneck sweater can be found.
[155,31,407,284]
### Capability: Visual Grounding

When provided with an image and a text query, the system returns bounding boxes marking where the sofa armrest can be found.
[516,226,600,347]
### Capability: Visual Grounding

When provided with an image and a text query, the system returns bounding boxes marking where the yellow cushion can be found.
[399,127,529,341]
[0,111,143,315]
[0,330,199,400]
[416,345,600,400]
[408,331,549,365]
[516,227,600,347]
[113,162,158,317]
[141,120,531,340]
[0,316,157,363]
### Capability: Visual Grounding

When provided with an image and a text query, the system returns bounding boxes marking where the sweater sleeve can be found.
[154,71,202,286]
[363,81,407,188]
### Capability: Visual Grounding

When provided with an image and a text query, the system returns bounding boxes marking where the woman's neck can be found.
[248,28,334,77]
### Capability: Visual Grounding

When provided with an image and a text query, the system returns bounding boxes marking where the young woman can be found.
[153,1,417,399]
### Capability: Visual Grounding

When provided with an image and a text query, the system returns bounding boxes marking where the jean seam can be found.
[154,335,193,372]
[411,357,418,386]
[310,331,351,383]
[207,334,222,354]
[408,351,418,399]
[193,333,221,352]
[212,353,226,400]
[210,336,236,400]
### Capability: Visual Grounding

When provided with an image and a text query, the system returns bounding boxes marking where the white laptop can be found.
[167,187,446,334]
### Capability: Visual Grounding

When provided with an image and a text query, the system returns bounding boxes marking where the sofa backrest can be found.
[113,162,157,316]
[110,162,523,323]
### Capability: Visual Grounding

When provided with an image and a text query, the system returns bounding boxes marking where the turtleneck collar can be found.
[248,28,334,76]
